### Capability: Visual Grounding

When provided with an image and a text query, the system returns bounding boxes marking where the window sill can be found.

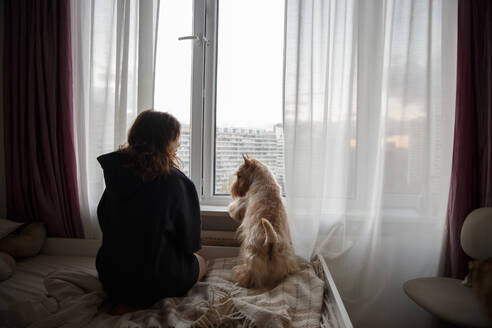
[200,205,238,231]
[200,205,229,217]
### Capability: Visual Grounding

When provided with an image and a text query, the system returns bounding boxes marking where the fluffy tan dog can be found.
[465,259,492,321]
[228,155,299,288]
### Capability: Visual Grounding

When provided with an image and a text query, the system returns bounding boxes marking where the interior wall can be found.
[0,0,6,219]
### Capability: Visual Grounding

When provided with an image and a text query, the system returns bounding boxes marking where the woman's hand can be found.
[194,252,207,281]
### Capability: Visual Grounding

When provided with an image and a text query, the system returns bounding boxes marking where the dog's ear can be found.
[231,171,250,198]
[242,153,251,166]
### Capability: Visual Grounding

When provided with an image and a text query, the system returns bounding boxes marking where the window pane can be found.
[154,0,192,176]
[215,0,285,195]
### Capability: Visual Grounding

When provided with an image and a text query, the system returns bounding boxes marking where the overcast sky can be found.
[154,0,284,130]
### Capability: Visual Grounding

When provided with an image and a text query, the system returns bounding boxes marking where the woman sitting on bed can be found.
[96,110,206,308]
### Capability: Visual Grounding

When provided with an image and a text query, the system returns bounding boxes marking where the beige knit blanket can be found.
[2,257,324,328]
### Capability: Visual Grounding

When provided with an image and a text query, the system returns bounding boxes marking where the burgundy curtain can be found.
[446,0,492,279]
[3,0,84,238]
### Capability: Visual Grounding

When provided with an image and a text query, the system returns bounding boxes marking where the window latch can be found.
[178,33,209,46]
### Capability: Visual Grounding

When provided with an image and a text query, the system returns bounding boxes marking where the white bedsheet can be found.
[0,255,95,310]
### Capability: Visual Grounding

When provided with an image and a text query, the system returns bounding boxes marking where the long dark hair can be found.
[120,110,182,181]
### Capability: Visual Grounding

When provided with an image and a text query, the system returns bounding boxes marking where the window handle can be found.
[178,33,209,46]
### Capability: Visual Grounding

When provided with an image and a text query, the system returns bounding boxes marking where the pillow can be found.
[0,222,47,258]
[0,252,15,280]
[0,218,24,239]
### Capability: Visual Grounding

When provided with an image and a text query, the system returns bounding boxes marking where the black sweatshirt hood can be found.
[97,151,144,196]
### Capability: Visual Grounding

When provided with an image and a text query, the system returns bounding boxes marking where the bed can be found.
[0,238,352,328]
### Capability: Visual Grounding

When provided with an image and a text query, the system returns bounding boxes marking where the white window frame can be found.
[188,0,205,196]
[190,0,289,207]
[202,0,229,206]
[188,0,231,207]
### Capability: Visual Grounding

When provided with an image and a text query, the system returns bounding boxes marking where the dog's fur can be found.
[466,259,492,321]
[227,155,299,288]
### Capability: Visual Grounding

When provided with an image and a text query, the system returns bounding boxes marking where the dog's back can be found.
[235,216,300,288]
[231,157,300,288]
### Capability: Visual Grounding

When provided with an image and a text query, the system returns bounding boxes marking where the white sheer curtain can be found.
[71,0,160,238]
[284,0,457,327]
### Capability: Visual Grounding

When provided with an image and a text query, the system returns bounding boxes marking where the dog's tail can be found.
[261,218,278,246]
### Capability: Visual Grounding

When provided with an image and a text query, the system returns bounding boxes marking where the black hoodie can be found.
[96,151,201,305]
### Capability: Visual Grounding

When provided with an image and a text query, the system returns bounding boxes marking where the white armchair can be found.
[403,207,492,327]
